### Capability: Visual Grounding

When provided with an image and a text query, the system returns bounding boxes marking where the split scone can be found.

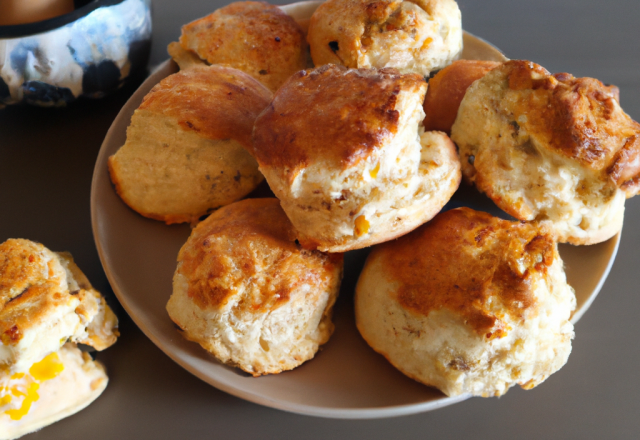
[1,344,108,440]
[252,65,461,252]
[307,0,462,77]
[0,239,118,374]
[451,60,640,244]
[0,239,118,438]
[108,65,272,225]
[167,198,343,376]
[423,59,501,134]
[178,1,309,92]
[356,207,576,397]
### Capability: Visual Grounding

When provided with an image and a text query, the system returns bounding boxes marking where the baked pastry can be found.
[0,239,118,374]
[252,64,461,252]
[423,59,500,133]
[356,207,576,397]
[178,1,309,92]
[108,65,272,225]
[451,60,640,245]
[0,344,108,440]
[0,239,118,438]
[307,0,462,77]
[166,198,343,376]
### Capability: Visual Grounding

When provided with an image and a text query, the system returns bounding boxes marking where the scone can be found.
[166,198,343,376]
[252,64,461,252]
[108,65,272,225]
[451,60,640,244]
[355,207,576,397]
[423,59,501,133]
[0,239,118,374]
[307,0,462,77]
[1,344,108,440]
[178,1,309,92]
[0,239,118,438]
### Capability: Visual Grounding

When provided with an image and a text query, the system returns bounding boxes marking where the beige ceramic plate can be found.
[91,1,620,419]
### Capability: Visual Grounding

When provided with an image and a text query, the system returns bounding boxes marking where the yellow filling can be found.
[369,162,380,179]
[354,215,370,237]
[1,352,65,421]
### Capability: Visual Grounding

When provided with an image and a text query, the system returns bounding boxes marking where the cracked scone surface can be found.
[307,0,462,76]
[0,239,118,375]
[451,60,640,244]
[108,65,271,225]
[179,1,309,92]
[356,208,575,397]
[252,64,461,252]
[167,198,343,376]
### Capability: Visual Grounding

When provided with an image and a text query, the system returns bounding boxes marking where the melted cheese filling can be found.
[0,352,64,420]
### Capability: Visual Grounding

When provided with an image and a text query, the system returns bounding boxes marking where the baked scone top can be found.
[177,198,343,313]
[179,1,308,92]
[490,60,640,197]
[252,64,426,178]
[375,207,557,338]
[139,65,272,150]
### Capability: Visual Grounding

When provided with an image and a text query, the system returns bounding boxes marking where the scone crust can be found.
[253,64,426,180]
[138,65,272,150]
[179,1,309,92]
[307,0,462,76]
[356,208,576,397]
[423,59,500,134]
[108,65,271,225]
[451,60,639,244]
[167,198,343,376]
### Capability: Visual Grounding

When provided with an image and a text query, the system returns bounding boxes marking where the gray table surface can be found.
[1,0,639,438]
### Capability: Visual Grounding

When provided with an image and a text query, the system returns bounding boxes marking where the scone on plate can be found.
[451,60,640,244]
[356,207,576,397]
[423,59,501,133]
[178,1,309,92]
[252,64,461,252]
[108,65,272,225]
[307,0,462,77]
[0,239,118,438]
[167,198,343,376]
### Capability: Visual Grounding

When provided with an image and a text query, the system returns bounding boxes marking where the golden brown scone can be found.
[0,239,118,375]
[166,198,343,377]
[1,344,108,440]
[307,0,462,77]
[451,60,640,244]
[423,60,501,133]
[167,41,206,70]
[108,65,272,225]
[179,1,309,92]
[356,207,576,397]
[252,64,461,252]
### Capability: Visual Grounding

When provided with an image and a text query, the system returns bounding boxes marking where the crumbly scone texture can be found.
[0,344,108,440]
[0,239,118,374]
[179,1,309,92]
[307,0,462,76]
[423,59,501,134]
[166,198,344,376]
[253,64,460,252]
[108,65,271,225]
[356,207,576,397]
[451,60,640,245]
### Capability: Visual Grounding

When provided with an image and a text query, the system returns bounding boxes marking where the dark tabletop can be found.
[1,0,639,438]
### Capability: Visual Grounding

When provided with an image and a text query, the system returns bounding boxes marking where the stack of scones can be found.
[108,0,640,398]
